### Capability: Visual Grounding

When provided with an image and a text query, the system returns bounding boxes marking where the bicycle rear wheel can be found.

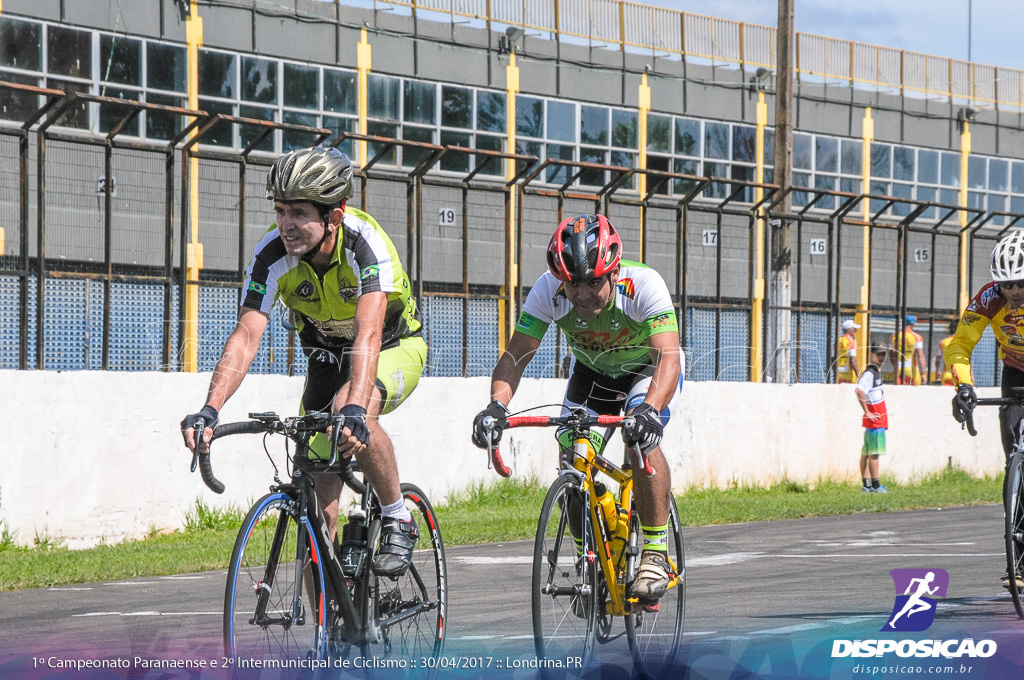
[625,497,685,678]
[1005,452,1024,619]
[371,483,447,665]
[224,492,326,663]
[532,474,597,668]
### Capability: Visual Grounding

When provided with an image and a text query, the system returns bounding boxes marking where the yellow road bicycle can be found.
[482,407,685,677]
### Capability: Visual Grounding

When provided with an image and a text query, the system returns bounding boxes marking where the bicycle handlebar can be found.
[480,411,640,477]
[961,387,1024,438]
[195,412,354,494]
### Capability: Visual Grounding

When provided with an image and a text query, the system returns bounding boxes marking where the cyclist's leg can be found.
[301,348,349,540]
[999,366,1024,461]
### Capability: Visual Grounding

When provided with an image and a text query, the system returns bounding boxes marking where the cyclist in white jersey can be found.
[472,214,684,602]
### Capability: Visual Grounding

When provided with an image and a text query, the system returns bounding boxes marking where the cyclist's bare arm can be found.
[643,331,682,412]
[184,307,268,451]
[490,331,542,406]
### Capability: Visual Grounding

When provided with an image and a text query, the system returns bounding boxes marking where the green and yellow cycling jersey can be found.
[515,260,679,378]
[241,206,421,350]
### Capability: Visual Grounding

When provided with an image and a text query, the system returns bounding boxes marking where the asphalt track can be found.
[2,504,1023,679]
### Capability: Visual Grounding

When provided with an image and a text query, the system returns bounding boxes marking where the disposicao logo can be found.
[882,568,949,632]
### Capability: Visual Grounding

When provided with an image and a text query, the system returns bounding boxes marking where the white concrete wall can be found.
[0,370,1004,548]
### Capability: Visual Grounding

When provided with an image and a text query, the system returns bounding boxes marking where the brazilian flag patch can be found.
[360,264,380,279]
[248,280,267,295]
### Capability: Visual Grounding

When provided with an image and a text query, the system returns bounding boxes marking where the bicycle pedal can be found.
[629,598,660,613]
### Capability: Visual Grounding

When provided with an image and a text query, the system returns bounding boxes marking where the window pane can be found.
[147,43,186,92]
[580,147,606,186]
[612,150,635,189]
[917,186,936,219]
[239,104,275,152]
[1013,162,1024,194]
[440,130,471,172]
[99,87,139,135]
[323,116,356,158]
[990,159,1009,192]
[892,182,913,216]
[870,142,891,178]
[968,156,987,189]
[611,110,637,148]
[100,35,141,86]
[46,77,89,128]
[242,57,276,104]
[282,110,320,151]
[815,137,838,173]
[441,85,471,128]
[793,171,811,206]
[146,92,184,140]
[404,80,435,124]
[870,180,890,212]
[367,120,397,164]
[402,125,434,169]
[369,74,399,120]
[814,174,836,209]
[704,161,729,198]
[840,139,861,175]
[918,149,939,184]
[197,98,234,146]
[673,158,699,194]
[515,139,541,177]
[893,146,914,181]
[546,143,574,183]
[581,105,608,145]
[764,129,775,168]
[705,122,729,160]
[284,63,318,110]
[732,165,755,202]
[199,51,235,98]
[940,152,960,187]
[0,17,41,70]
[516,96,543,137]
[648,114,671,153]
[324,69,356,114]
[547,100,575,142]
[476,134,504,175]
[0,71,41,123]
[675,118,700,156]
[732,126,755,164]
[476,90,505,132]
[48,25,91,78]
[793,133,812,170]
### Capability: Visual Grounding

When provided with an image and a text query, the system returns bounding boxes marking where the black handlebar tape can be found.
[198,451,225,494]
[199,420,267,494]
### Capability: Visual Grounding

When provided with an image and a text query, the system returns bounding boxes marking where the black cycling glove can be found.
[622,403,664,454]
[181,405,219,444]
[337,404,370,446]
[951,384,977,424]
[472,400,509,449]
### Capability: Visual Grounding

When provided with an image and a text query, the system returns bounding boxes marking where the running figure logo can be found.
[881,568,949,632]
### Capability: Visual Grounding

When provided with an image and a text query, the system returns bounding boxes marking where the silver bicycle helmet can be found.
[266,146,353,205]
[991,229,1024,282]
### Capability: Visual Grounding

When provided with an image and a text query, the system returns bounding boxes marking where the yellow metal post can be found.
[0,227,5,256]
[751,90,767,382]
[357,29,372,165]
[959,120,972,312]
[857,107,874,366]
[183,1,204,372]
[637,72,651,261]
[502,53,520,353]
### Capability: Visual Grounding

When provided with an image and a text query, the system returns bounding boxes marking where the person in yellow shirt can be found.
[891,315,926,385]
[934,319,957,385]
[836,319,860,383]
[946,229,1024,589]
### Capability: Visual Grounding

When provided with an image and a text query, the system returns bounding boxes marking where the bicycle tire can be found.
[369,483,448,667]
[1005,452,1024,619]
[531,474,597,669]
[224,492,327,665]
[625,497,686,678]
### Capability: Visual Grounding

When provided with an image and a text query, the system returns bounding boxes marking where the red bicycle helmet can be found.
[546,214,622,283]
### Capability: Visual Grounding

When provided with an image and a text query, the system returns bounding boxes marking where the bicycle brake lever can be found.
[190,417,205,472]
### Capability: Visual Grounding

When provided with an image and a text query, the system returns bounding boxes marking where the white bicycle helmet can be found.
[266,146,353,205]
[991,229,1024,282]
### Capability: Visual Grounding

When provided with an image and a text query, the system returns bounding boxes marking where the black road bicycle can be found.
[192,411,447,672]
[964,386,1024,619]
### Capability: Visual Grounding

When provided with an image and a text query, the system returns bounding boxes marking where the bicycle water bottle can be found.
[593,481,617,538]
[340,510,367,578]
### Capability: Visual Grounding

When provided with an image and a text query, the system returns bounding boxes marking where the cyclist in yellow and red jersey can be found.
[891,315,926,385]
[934,319,957,385]
[945,229,1024,589]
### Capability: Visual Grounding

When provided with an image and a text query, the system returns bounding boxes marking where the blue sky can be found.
[647,0,1024,71]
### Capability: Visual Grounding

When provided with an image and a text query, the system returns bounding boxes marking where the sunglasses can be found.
[1002,280,1024,290]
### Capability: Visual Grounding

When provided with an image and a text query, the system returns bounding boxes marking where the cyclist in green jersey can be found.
[181,146,426,576]
[472,214,684,602]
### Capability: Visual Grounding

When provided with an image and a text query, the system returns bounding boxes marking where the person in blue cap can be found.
[890,314,926,385]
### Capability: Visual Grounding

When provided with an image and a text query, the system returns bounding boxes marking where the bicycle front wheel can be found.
[532,474,597,667]
[625,497,685,677]
[224,492,326,664]
[371,483,447,665]
[1005,452,1024,619]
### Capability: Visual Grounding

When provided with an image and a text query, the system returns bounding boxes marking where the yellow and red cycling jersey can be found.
[945,281,1024,387]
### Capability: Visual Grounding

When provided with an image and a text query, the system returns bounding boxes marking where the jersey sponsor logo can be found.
[574,316,589,328]
[648,312,675,329]
[360,264,379,279]
[961,311,982,325]
[517,313,537,331]
[981,286,1001,308]
[295,281,316,300]
[616,277,636,298]
[339,286,358,300]
[248,280,267,295]
[569,327,634,350]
